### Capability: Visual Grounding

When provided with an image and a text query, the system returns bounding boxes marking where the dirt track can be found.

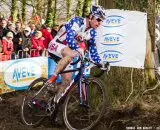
[0,91,160,130]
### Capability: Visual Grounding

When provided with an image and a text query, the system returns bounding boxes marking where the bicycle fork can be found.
[78,77,89,108]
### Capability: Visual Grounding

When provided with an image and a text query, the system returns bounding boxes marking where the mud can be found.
[0,91,160,130]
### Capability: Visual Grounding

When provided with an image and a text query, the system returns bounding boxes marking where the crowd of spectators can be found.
[0,18,60,61]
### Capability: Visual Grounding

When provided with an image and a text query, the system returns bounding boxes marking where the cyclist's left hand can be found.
[101,62,110,71]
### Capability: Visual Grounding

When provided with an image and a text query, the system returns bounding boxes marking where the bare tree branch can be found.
[1,0,12,8]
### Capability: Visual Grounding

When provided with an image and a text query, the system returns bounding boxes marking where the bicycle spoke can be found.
[66,94,79,114]
[63,78,107,130]
[21,78,54,127]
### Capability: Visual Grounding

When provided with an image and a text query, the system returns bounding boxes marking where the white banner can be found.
[0,56,91,94]
[95,9,147,68]
[0,57,48,94]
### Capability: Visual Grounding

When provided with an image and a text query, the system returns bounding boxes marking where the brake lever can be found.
[106,63,110,74]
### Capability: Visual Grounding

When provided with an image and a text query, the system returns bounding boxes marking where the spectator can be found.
[40,25,53,49]
[14,21,23,54]
[8,23,16,33]
[4,22,19,55]
[3,23,16,37]
[15,21,22,34]
[0,40,2,61]
[22,23,27,31]
[1,32,14,61]
[47,27,51,33]
[0,15,4,22]
[0,40,2,52]
[31,31,44,57]
[30,23,37,36]
[8,23,17,49]
[17,26,32,58]
[0,19,8,40]
[51,24,59,38]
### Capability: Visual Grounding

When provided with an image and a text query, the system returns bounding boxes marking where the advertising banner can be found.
[0,57,48,94]
[95,9,147,68]
[0,56,91,94]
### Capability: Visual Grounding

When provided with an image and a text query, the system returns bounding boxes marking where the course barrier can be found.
[0,48,48,61]
[0,57,48,94]
[0,55,91,94]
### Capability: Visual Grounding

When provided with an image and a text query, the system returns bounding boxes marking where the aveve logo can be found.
[4,60,42,90]
[102,33,124,45]
[100,50,124,63]
[104,15,126,27]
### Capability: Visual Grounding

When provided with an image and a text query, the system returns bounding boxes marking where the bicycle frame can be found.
[56,60,89,104]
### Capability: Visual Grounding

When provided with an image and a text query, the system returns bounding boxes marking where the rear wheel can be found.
[21,77,51,127]
[63,78,107,130]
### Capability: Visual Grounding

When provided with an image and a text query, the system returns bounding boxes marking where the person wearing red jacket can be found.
[1,32,14,61]
[31,31,44,57]
[40,25,53,49]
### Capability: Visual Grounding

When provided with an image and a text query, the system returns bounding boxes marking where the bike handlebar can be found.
[83,57,110,77]
[69,53,110,77]
[70,56,81,65]
[70,55,110,70]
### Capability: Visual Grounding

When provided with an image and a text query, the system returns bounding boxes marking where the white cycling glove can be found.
[100,61,110,71]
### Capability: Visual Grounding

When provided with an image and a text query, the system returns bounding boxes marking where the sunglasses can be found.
[24,30,29,32]
[96,18,102,22]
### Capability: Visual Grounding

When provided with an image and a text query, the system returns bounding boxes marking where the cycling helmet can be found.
[90,5,106,21]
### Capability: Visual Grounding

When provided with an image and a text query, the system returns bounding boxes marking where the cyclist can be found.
[47,5,106,99]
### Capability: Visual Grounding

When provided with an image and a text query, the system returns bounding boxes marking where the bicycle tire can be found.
[21,77,49,127]
[91,67,105,78]
[63,78,107,130]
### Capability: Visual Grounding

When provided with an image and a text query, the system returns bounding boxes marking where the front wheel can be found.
[21,77,49,127]
[63,78,107,130]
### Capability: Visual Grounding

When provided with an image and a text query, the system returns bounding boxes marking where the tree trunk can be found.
[99,0,115,9]
[148,0,155,52]
[42,1,48,20]
[22,0,27,23]
[31,0,36,17]
[45,0,54,27]
[11,0,18,22]
[76,0,83,17]
[82,0,92,17]
[95,0,99,5]
[53,0,57,24]
[36,0,44,19]
[66,0,71,20]
[156,1,160,15]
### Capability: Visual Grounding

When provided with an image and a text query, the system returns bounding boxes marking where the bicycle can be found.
[21,54,109,130]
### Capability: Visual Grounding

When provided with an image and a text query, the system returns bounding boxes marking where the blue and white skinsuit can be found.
[48,16,101,63]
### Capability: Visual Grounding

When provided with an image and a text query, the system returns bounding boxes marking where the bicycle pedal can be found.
[45,98,56,116]
[80,103,90,108]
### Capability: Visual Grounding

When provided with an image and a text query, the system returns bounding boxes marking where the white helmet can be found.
[90,5,106,21]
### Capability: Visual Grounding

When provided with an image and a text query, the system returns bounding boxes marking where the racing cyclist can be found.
[47,5,106,100]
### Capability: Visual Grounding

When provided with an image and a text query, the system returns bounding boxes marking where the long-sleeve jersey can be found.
[55,16,101,63]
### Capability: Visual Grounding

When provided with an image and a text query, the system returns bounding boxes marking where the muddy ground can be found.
[0,91,160,130]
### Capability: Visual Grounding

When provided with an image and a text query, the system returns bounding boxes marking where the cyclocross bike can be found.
[21,54,109,130]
